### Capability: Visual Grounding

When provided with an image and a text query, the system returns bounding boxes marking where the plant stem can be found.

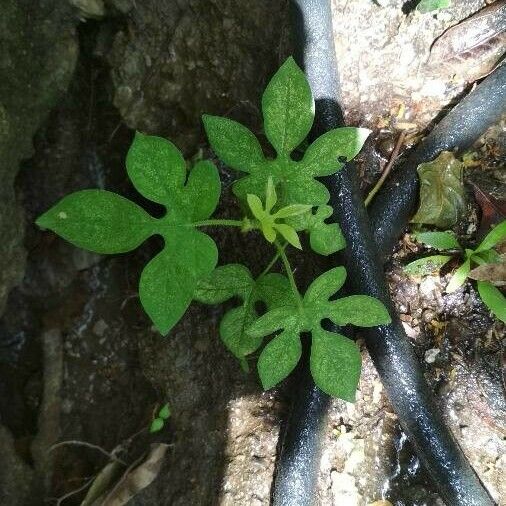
[275,241,304,313]
[259,243,287,278]
[193,219,245,227]
[364,131,406,207]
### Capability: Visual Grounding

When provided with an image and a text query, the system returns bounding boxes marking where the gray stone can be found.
[0,0,79,315]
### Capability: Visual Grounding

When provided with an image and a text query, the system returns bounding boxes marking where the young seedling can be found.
[36,57,390,401]
[404,221,506,323]
[150,403,171,433]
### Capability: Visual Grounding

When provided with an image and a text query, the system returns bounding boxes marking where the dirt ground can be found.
[0,1,504,505]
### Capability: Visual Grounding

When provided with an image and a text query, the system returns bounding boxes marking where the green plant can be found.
[416,0,451,14]
[36,57,391,401]
[404,221,506,323]
[150,403,171,433]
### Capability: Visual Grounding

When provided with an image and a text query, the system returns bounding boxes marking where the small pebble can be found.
[425,348,440,364]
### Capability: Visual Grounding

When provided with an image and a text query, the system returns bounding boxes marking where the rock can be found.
[0,0,79,316]
[69,0,105,18]
[331,470,361,506]
[424,348,440,364]
[107,0,290,151]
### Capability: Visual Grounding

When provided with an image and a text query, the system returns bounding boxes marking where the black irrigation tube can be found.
[272,0,503,505]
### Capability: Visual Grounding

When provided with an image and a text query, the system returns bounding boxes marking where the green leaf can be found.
[220,307,262,359]
[414,231,460,250]
[202,115,264,173]
[475,220,506,253]
[247,194,265,221]
[477,281,506,323]
[257,330,302,389]
[265,177,277,213]
[273,204,313,219]
[416,0,451,13]
[256,272,295,309]
[194,264,252,304]
[404,255,452,275]
[472,250,501,265]
[293,206,346,256]
[247,188,304,248]
[304,267,347,305]
[182,160,221,221]
[247,306,300,339]
[149,418,164,433]
[158,403,171,420]
[310,329,361,402]
[326,296,392,327]
[301,127,371,176]
[224,272,294,361]
[205,59,368,220]
[310,221,346,256]
[411,151,465,229]
[140,230,218,334]
[38,133,224,336]
[246,266,390,400]
[36,190,154,254]
[195,267,293,361]
[262,57,314,156]
[273,223,302,249]
[446,258,471,293]
[126,132,186,205]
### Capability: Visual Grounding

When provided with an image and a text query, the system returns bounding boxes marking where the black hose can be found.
[271,3,343,505]
[272,0,499,505]
[369,63,506,260]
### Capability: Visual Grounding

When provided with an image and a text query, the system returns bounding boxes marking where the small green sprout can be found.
[404,221,506,323]
[247,177,311,249]
[150,403,171,433]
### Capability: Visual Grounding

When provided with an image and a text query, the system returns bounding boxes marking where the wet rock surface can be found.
[0,1,505,505]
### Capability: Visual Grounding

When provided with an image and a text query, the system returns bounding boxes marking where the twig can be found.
[50,440,127,466]
[50,476,96,505]
[32,329,63,494]
[364,131,406,207]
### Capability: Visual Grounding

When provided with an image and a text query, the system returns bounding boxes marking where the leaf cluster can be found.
[248,267,391,400]
[150,403,171,433]
[404,221,506,322]
[36,57,388,401]
[203,57,369,256]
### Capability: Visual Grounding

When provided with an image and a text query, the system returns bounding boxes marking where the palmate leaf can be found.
[247,267,391,400]
[194,264,294,365]
[203,57,370,255]
[288,205,346,256]
[37,132,221,335]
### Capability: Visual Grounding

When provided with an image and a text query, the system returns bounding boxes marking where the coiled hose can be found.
[272,1,502,504]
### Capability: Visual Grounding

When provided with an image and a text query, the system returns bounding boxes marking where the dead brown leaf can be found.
[471,182,506,242]
[468,256,506,286]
